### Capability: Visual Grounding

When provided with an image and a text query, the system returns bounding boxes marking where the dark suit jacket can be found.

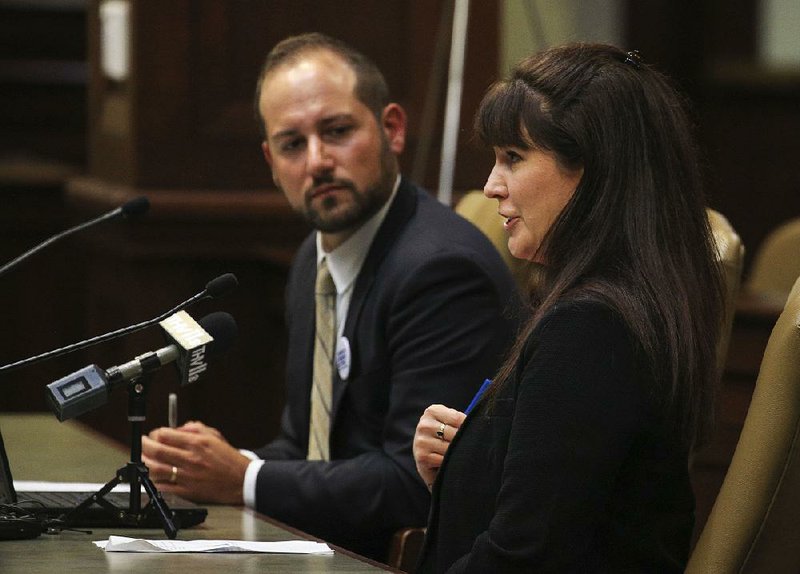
[416,302,694,573]
[252,178,520,559]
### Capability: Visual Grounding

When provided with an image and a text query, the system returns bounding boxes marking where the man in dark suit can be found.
[141,33,518,560]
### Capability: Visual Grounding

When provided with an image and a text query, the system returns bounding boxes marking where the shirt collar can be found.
[316,175,401,294]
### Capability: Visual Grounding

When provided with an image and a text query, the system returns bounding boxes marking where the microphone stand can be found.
[64,360,178,539]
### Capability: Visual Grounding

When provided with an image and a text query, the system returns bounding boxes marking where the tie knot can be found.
[316,259,336,296]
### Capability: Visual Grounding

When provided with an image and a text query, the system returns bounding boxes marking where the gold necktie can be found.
[308,259,336,461]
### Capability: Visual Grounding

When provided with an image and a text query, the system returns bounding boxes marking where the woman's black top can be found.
[416,301,694,573]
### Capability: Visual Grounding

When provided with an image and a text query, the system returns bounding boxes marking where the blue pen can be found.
[464,378,492,415]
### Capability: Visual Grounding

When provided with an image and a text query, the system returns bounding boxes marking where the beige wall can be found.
[760,0,800,68]
[500,0,623,74]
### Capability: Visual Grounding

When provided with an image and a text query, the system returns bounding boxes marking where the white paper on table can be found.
[15,481,140,493]
[94,535,334,554]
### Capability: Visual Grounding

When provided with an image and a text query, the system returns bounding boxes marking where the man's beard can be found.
[301,139,396,233]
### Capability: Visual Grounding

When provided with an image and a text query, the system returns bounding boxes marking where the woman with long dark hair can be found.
[413,44,725,573]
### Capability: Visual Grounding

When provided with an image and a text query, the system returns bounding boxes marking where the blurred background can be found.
[0,0,798,542]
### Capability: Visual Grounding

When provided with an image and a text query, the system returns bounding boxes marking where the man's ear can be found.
[261,141,273,166]
[381,103,407,155]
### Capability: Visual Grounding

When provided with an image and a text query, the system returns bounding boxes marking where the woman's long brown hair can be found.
[476,44,725,449]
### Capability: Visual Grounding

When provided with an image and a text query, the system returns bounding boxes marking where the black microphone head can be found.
[120,196,150,218]
[205,273,238,298]
[198,312,238,355]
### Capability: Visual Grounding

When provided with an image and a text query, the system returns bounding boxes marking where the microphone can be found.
[0,196,150,279]
[0,273,238,374]
[46,311,237,421]
[160,311,209,386]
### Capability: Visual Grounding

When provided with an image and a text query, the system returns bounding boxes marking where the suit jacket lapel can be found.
[296,241,319,432]
[330,178,419,418]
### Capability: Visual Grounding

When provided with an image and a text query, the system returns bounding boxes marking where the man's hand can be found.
[413,404,466,491]
[142,421,250,505]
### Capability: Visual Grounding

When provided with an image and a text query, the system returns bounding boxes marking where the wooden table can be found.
[0,413,396,573]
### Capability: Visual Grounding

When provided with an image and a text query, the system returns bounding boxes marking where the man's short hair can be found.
[254,32,390,136]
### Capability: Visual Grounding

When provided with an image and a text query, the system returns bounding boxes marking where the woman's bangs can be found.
[476,80,530,149]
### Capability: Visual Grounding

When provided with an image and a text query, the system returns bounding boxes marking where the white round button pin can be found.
[336,336,351,380]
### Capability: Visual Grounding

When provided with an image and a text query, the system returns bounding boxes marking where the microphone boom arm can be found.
[0,197,149,279]
[0,273,236,374]
[0,293,207,373]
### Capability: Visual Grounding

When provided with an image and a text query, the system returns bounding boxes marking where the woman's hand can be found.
[413,404,467,491]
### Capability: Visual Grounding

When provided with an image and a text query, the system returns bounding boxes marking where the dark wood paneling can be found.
[0,184,88,415]
[699,69,800,273]
[625,0,705,92]
[626,0,800,274]
[0,3,87,164]
[59,179,309,447]
[87,0,498,192]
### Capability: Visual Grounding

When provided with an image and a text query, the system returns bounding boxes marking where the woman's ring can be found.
[436,422,446,440]
[169,466,178,484]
